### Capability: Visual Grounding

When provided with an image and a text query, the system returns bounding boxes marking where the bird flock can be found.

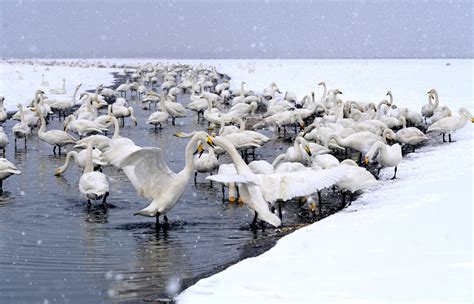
[0,62,472,229]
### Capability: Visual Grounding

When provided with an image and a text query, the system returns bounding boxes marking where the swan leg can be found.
[14,138,17,150]
[53,145,57,155]
[155,212,160,227]
[221,185,225,201]
[58,146,62,155]
[278,202,283,220]
[172,117,176,126]
[442,133,446,143]
[342,191,346,206]
[318,191,322,205]
[194,172,198,185]
[87,199,91,207]
[0,180,3,194]
[448,134,454,142]
[251,212,258,228]
[102,192,109,205]
[24,138,27,150]
[164,215,169,227]
[376,167,381,179]
[391,167,398,180]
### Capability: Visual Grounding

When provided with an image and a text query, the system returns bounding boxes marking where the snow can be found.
[177,59,473,303]
[0,61,117,111]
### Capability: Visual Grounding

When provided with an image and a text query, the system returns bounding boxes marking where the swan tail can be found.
[260,211,282,227]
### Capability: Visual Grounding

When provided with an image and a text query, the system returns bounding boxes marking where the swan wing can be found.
[119,147,176,199]
[206,173,257,184]
[258,166,347,203]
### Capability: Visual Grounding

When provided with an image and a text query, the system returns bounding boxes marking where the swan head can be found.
[318,81,326,86]
[54,168,62,176]
[334,89,343,95]
[427,88,437,95]
[193,142,205,158]
[386,90,392,97]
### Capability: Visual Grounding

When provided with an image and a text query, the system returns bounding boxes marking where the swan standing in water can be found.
[35,107,77,155]
[79,142,110,206]
[0,158,21,194]
[207,136,347,227]
[426,107,473,142]
[365,141,403,179]
[12,104,31,150]
[335,159,377,206]
[118,131,215,226]
[0,96,8,124]
[395,116,428,152]
[193,141,219,184]
[50,78,66,95]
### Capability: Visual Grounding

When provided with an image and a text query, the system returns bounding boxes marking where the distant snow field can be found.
[0,59,472,303]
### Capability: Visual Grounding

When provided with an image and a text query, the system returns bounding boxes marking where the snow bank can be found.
[0,62,116,111]
[178,59,473,303]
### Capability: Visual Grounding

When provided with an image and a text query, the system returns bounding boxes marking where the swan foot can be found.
[251,212,259,228]
[448,134,455,142]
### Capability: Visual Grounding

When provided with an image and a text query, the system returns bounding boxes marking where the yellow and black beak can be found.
[299,122,305,131]
[471,117,474,123]
[207,135,215,148]
[174,132,185,138]
[193,143,205,158]
[309,202,317,213]
[364,156,369,165]
[305,145,312,157]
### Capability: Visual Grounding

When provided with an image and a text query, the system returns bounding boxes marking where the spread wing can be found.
[259,166,347,203]
[119,147,176,199]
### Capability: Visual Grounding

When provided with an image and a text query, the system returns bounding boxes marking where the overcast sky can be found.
[1,0,472,59]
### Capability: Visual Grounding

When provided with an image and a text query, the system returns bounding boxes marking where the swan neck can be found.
[84,143,94,173]
[59,151,76,174]
[214,137,248,172]
[111,116,120,139]
[432,90,439,108]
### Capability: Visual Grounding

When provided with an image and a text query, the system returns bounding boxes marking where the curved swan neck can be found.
[111,116,120,139]
[59,151,77,174]
[432,90,439,109]
[214,137,248,172]
[183,134,206,174]
[320,83,327,103]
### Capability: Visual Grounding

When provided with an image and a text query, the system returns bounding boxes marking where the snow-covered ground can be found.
[0,61,117,111]
[177,60,473,304]
[1,59,472,303]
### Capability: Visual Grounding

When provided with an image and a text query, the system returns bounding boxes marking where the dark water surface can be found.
[0,74,346,303]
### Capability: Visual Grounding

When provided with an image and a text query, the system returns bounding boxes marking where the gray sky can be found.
[1,0,472,59]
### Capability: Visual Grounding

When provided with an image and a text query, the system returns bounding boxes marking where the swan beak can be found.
[194,143,204,157]
[229,196,235,204]
[318,82,324,86]
[206,136,215,147]
[364,157,369,165]
[54,169,61,176]
[305,145,312,157]
[309,202,317,213]
[174,132,185,138]
[471,118,474,123]
[238,197,243,204]
[299,122,305,130]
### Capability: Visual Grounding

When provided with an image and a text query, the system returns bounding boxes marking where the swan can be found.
[118,131,215,225]
[207,136,347,227]
[50,83,82,118]
[272,137,312,167]
[395,116,429,150]
[36,107,77,155]
[426,107,473,142]
[0,127,8,156]
[116,79,131,97]
[147,108,169,130]
[112,101,137,127]
[421,89,439,120]
[335,159,377,206]
[12,104,31,149]
[40,74,49,86]
[312,154,340,169]
[55,149,106,176]
[50,78,66,95]
[16,71,24,80]
[248,160,274,174]
[74,115,121,151]
[216,163,240,203]
[79,142,110,205]
[431,106,452,124]
[163,94,187,125]
[0,158,21,193]
[255,112,305,134]
[94,105,114,128]
[326,129,394,158]
[0,96,7,124]
[365,141,403,179]
[193,142,219,184]
[64,115,108,137]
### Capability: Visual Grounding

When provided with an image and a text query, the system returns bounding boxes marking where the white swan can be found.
[50,83,82,117]
[207,136,347,227]
[421,89,439,120]
[365,141,403,179]
[272,137,312,167]
[335,159,377,206]
[79,142,110,205]
[64,115,108,137]
[50,78,66,95]
[118,131,214,225]
[55,149,106,176]
[0,127,8,155]
[147,108,169,130]
[426,107,473,142]
[193,142,219,184]
[0,96,7,124]
[431,106,452,124]
[40,74,49,87]
[36,109,77,155]
[12,104,31,149]
[112,101,137,127]
[163,94,187,125]
[326,130,394,157]
[395,116,429,150]
[0,158,21,193]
